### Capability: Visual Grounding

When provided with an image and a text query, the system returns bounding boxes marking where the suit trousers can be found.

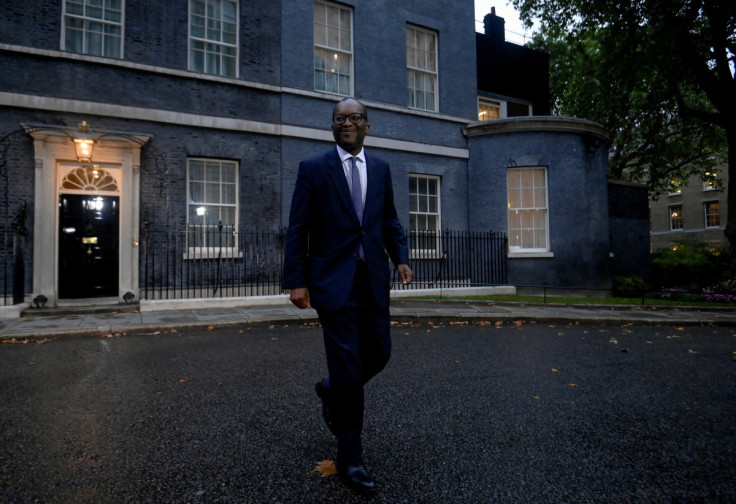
[316,260,392,464]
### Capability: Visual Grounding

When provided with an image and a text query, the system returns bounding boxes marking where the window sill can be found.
[508,251,554,259]
[410,250,444,260]
[184,248,243,260]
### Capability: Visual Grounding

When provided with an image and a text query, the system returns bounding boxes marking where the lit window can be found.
[409,175,441,253]
[187,159,238,249]
[63,0,124,58]
[703,172,717,191]
[189,0,238,77]
[669,178,682,195]
[705,202,720,228]
[507,168,548,251]
[407,25,438,112]
[670,205,683,230]
[314,1,352,95]
[478,98,500,121]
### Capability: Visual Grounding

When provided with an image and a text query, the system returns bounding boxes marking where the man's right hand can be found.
[290,287,311,309]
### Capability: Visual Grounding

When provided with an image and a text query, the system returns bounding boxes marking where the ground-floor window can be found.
[669,205,684,230]
[409,174,441,254]
[187,158,238,250]
[704,201,720,228]
[507,167,548,252]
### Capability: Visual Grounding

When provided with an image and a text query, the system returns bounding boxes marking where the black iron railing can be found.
[141,227,508,300]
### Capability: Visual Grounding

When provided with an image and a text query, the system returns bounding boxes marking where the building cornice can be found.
[2,92,469,159]
[463,116,612,145]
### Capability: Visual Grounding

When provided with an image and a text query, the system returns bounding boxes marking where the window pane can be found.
[222,184,235,204]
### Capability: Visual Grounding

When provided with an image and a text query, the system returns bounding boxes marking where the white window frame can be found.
[62,0,125,58]
[409,174,441,256]
[313,1,353,96]
[507,167,552,256]
[407,25,438,112]
[704,201,720,228]
[188,0,239,78]
[186,158,240,258]
[669,205,684,230]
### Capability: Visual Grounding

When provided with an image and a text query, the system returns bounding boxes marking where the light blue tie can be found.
[350,157,365,260]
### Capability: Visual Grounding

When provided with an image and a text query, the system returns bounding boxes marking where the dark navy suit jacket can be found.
[283,147,409,312]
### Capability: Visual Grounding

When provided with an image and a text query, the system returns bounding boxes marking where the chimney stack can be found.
[483,6,505,43]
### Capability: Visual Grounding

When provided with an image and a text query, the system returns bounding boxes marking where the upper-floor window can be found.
[314,1,353,95]
[477,97,532,121]
[507,101,532,117]
[507,167,549,252]
[407,25,438,112]
[669,205,684,230]
[187,158,238,252]
[409,174,441,254]
[63,0,124,58]
[189,0,238,77]
[668,178,682,195]
[705,202,720,227]
[703,172,718,191]
[478,98,500,121]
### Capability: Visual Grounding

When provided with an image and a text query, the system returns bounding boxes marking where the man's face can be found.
[331,99,370,155]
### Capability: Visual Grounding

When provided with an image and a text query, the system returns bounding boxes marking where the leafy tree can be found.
[511,0,735,250]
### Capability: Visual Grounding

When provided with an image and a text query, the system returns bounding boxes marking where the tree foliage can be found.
[511,0,736,245]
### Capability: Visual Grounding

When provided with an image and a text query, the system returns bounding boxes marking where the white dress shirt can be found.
[336,145,367,205]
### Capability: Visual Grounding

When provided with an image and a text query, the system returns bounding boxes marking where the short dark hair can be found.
[333,97,368,121]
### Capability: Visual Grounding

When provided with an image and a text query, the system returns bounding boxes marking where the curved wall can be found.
[464,117,614,290]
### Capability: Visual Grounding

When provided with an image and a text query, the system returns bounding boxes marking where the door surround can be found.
[24,123,150,307]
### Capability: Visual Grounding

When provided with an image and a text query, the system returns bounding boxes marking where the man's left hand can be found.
[397,264,413,285]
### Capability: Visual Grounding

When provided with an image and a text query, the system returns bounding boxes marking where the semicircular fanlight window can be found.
[61,166,119,192]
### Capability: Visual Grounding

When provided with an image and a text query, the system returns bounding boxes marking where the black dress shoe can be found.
[314,381,335,434]
[337,461,377,494]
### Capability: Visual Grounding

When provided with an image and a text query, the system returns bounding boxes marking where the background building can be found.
[649,168,728,252]
[0,0,645,308]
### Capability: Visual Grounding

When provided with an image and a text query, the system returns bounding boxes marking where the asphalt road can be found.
[1,320,734,503]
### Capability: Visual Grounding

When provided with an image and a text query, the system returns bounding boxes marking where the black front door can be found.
[59,194,119,298]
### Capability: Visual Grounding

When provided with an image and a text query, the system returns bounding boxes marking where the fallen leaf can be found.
[512,321,524,326]
[217,382,224,387]
[551,368,559,372]
[455,359,462,364]
[569,383,578,387]
[450,321,468,326]
[313,459,337,477]
[208,325,215,331]
[271,337,278,341]
[609,337,618,345]
[29,362,37,366]
[180,379,187,383]
[688,349,698,354]
[622,347,630,353]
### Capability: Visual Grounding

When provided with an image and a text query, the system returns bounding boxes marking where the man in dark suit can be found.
[283,97,413,494]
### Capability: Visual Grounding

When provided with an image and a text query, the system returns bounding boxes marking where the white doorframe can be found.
[24,125,150,306]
